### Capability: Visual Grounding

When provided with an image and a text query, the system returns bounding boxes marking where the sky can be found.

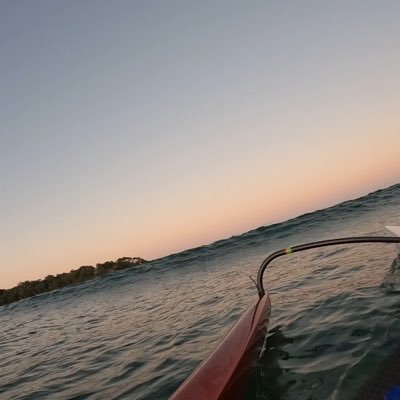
[1,1,400,289]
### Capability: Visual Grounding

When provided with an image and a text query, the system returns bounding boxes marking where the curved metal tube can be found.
[256,236,400,297]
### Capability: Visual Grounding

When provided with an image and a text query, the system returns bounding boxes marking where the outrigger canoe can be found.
[171,230,400,400]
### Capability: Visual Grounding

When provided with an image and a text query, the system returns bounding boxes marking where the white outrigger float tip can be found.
[385,226,400,237]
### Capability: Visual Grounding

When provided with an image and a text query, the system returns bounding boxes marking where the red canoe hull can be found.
[171,293,271,400]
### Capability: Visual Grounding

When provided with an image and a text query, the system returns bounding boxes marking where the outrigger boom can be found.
[256,235,400,297]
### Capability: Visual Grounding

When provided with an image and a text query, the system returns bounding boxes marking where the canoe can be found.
[171,293,271,400]
[171,232,400,400]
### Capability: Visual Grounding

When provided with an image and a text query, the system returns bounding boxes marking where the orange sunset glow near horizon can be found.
[1,1,400,289]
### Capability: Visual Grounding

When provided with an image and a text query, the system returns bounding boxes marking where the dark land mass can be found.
[0,257,147,306]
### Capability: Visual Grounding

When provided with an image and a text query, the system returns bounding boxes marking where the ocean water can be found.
[1,184,400,400]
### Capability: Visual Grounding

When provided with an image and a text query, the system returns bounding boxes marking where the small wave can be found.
[382,254,400,293]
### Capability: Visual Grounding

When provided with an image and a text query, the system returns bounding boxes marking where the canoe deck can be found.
[171,293,271,400]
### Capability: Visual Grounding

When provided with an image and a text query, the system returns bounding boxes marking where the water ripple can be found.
[1,184,400,399]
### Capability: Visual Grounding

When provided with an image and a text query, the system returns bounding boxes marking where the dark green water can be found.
[1,184,400,399]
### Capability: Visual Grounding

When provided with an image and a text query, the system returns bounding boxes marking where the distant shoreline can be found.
[0,257,147,307]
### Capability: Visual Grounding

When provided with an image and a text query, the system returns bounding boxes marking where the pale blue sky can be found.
[1,1,400,288]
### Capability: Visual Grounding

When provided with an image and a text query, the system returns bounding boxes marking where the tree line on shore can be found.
[0,257,147,306]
